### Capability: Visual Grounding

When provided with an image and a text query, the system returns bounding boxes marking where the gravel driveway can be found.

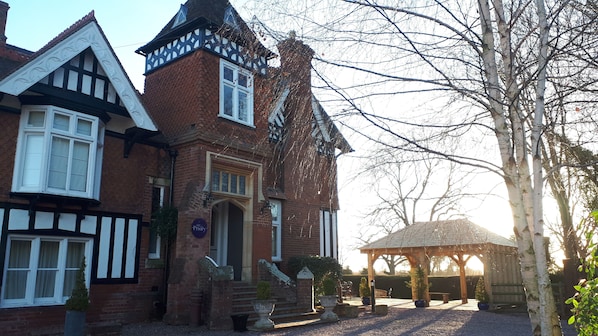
[122,307,578,336]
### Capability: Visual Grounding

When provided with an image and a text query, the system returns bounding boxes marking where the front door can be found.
[210,201,244,280]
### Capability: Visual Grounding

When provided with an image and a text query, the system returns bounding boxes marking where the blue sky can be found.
[5,1,248,91]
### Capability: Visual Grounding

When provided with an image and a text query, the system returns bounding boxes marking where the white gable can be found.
[0,21,157,131]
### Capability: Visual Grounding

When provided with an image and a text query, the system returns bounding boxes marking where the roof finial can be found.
[289,30,296,40]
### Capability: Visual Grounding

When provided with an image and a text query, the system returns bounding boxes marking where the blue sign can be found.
[191,218,208,238]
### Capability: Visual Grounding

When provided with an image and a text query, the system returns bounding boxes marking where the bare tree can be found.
[355,145,473,274]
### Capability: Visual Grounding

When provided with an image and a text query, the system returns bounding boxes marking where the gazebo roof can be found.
[360,219,516,251]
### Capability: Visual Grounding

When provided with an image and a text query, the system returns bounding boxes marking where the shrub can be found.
[406,265,427,300]
[322,277,337,296]
[475,277,489,303]
[566,210,598,335]
[65,258,89,312]
[287,255,342,296]
[359,277,371,298]
[256,281,271,300]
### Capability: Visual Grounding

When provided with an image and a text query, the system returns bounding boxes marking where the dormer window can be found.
[219,60,254,126]
[172,4,188,28]
[223,6,239,30]
[12,106,104,200]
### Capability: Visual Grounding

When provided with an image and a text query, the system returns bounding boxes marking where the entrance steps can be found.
[231,282,321,326]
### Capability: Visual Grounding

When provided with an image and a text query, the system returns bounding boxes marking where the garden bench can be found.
[429,292,450,303]
[375,288,391,298]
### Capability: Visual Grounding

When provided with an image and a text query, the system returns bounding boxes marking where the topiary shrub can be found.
[359,277,371,298]
[256,281,271,300]
[65,258,89,312]
[322,276,337,296]
[475,277,489,303]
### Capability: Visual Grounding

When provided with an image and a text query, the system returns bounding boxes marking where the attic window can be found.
[172,5,188,28]
[223,6,239,30]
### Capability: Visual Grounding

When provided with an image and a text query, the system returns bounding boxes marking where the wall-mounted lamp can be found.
[203,192,213,208]
[260,200,272,214]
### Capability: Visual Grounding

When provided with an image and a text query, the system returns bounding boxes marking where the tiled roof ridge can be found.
[32,11,96,58]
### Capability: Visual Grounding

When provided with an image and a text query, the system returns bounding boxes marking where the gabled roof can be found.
[0,12,157,131]
[311,96,353,154]
[267,84,352,154]
[360,219,516,251]
[137,0,273,59]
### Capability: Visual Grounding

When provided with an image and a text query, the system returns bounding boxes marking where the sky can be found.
[4,1,524,273]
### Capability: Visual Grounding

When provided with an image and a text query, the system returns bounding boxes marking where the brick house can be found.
[0,0,350,333]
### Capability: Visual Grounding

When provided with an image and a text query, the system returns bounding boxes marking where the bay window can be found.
[13,106,103,200]
[1,235,92,308]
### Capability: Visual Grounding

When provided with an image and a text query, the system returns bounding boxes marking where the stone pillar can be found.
[296,267,314,312]
[207,279,233,330]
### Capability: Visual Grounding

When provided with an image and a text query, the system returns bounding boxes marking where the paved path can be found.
[122,299,579,336]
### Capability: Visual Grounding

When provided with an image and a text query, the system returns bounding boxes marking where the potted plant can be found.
[319,276,339,321]
[252,281,276,330]
[359,277,371,305]
[475,277,490,311]
[407,265,428,308]
[64,258,89,336]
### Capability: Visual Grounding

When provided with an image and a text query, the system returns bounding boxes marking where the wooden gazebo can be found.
[359,219,521,304]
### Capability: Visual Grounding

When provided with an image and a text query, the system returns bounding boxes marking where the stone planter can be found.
[345,305,360,318]
[252,300,276,330]
[374,304,388,316]
[319,295,339,322]
[415,299,427,308]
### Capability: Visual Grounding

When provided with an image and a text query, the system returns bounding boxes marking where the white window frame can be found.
[219,59,254,126]
[149,186,165,259]
[12,105,103,200]
[1,235,92,308]
[270,200,282,262]
[319,209,338,259]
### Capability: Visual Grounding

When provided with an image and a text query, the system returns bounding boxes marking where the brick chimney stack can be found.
[0,2,9,46]
[277,31,314,94]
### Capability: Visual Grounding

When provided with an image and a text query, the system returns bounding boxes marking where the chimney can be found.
[0,1,8,46]
[277,31,315,102]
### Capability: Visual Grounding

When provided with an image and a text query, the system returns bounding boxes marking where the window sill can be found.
[145,258,165,269]
[10,192,101,208]
[217,115,256,129]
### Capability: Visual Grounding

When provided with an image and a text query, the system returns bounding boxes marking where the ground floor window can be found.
[1,235,91,308]
[270,200,282,261]
[149,186,165,259]
[320,209,338,259]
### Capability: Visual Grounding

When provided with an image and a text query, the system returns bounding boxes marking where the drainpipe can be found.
[168,149,177,205]
[162,149,177,316]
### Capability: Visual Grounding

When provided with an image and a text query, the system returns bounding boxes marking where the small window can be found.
[149,186,165,259]
[219,60,254,126]
[271,200,282,261]
[1,236,91,308]
[212,169,247,196]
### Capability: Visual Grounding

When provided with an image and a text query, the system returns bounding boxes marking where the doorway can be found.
[210,201,244,280]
